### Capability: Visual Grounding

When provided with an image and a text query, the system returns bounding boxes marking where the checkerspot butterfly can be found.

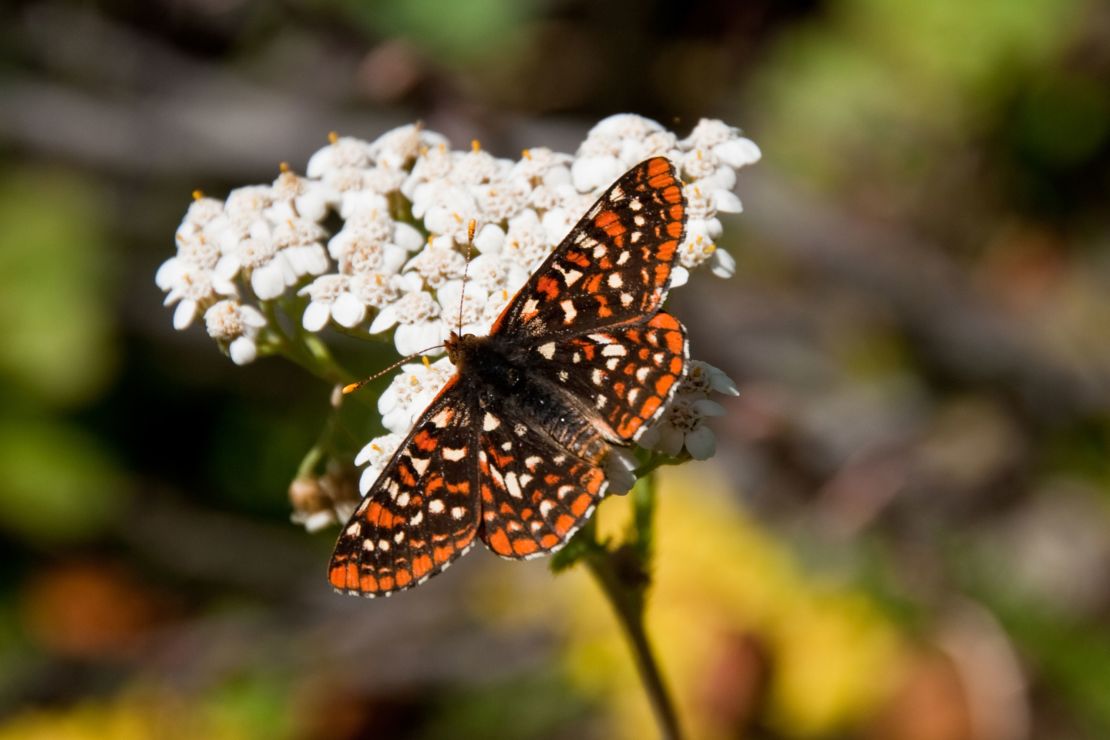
[330,157,688,596]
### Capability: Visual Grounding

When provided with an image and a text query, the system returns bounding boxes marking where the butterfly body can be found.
[331,156,689,597]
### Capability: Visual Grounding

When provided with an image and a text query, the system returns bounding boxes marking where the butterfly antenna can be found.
[341,345,444,395]
[457,218,476,335]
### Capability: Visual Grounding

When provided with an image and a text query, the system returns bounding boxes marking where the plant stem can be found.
[582,472,683,740]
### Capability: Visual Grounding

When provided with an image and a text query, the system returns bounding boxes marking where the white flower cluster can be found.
[637,360,738,460]
[156,115,759,506]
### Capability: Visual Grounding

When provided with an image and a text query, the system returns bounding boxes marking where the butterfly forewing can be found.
[490,157,686,341]
[329,378,481,596]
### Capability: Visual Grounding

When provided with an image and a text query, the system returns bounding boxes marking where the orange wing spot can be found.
[536,275,560,300]
[657,239,677,262]
[647,157,670,178]
[650,312,680,330]
[623,362,636,376]
[584,273,603,293]
[499,502,515,516]
[640,395,662,419]
[540,533,560,549]
[345,562,360,587]
[544,473,561,486]
[412,554,434,577]
[662,185,682,204]
[655,374,676,396]
[487,527,511,555]
[570,493,592,517]
[581,342,597,360]
[481,483,494,503]
[626,329,642,343]
[413,430,436,452]
[554,514,576,535]
[566,250,591,268]
[669,356,684,374]
[648,171,674,189]
[329,564,349,589]
[666,220,683,238]
[669,204,684,221]
[521,507,534,520]
[664,329,684,354]
[446,480,470,495]
[377,575,395,591]
[433,545,455,564]
[394,570,413,588]
[426,476,445,494]
[613,381,626,398]
[513,538,539,556]
[585,468,605,494]
[397,464,417,487]
[654,263,670,286]
[359,573,379,592]
[594,209,619,230]
[595,294,613,318]
[365,501,395,529]
[639,347,650,360]
[618,417,642,438]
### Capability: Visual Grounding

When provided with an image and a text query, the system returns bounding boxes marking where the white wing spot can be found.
[345,522,361,536]
[409,457,430,477]
[602,344,627,357]
[378,539,391,551]
[430,408,453,428]
[514,423,527,436]
[410,510,423,526]
[620,292,634,307]
[522,297,539,315]
[540,500,555,517]
[633,214,646,227]
[505,471,523,499]
[553,454,566,465]
[451,506,467,520]
[428,499,445,514]
[557,484,574,500]
[636,365,652,383]
[629,197,642,211]
[561,299,577,323]
[653,351,665,364]
[443,447,467,461]
[593,244,607,258]
[520,473,533,487]
[393,530,405,544]
[608,273,623,288]
[558,370,568,382]
[628,387,642,405]
[501,440,512,451]
[606,357,621,370]
[362,539,375,550]
[563,269,582,286]
[538,341,556,359]
[596,394,607,409]
[397,492,410,507]
[572,352,581,363]
[483,412,500,431]
[525,456,543,470]
[591,368,604,385]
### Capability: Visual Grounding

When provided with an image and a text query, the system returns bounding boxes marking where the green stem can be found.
[582,471,683,740]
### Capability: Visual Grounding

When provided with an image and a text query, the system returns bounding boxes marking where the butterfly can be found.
[329,157,688,596]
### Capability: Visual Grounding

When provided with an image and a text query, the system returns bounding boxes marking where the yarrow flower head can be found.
[156,117,759,530]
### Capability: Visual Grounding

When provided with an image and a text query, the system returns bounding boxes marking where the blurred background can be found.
[2,0,1110,738]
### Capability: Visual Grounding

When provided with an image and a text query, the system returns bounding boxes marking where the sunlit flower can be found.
[354,432,405,494]
[638,396,726,460]
[203,299,267,365]
[377,358,454,435]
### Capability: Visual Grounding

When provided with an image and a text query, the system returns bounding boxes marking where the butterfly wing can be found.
[473,402,608,559]
[329,377,481,597]
[490,157,686,342]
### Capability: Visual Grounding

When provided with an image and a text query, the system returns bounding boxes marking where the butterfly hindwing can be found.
[535,310,688,443]
[474,403,608,559]
[329,377,481,597]
[490,157,686,341]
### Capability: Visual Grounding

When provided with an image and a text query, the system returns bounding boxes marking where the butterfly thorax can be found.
[446,331,609,464]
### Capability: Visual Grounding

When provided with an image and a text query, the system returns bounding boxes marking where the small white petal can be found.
[692,398,727,417]
[657,425,686,457]
[173,299,199,330]
[240,305,267,327]
[715,137,761,168]
[392,222,425,252]
[229,336,258,365]
[251,262,287,299]
[368,305,400,334]
[685,425,717,460]
[669,266,689,288]
[710,248,736,279]
[302,301,331,332]
[713,189,743,214]
[331,293,367,328]
[473,223,505,254]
